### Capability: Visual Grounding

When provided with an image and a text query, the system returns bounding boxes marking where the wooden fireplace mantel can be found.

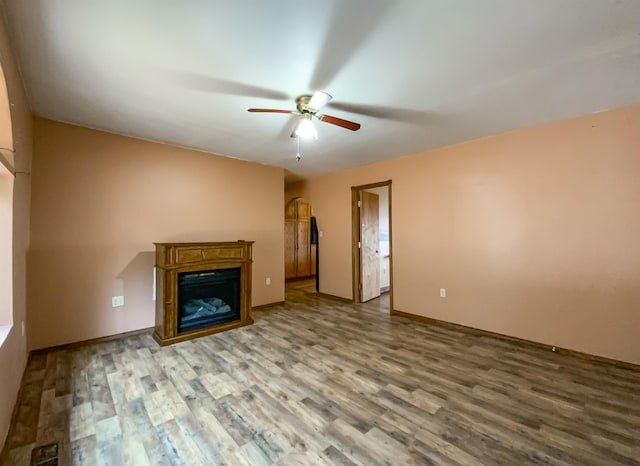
[153,241,254,346]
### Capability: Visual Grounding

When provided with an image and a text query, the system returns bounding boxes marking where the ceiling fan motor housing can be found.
[296,95,315,114]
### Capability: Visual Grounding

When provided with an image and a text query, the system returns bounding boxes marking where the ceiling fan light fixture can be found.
[294,114,318,139]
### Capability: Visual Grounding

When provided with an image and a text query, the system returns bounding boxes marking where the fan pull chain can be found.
[296,136,301,161]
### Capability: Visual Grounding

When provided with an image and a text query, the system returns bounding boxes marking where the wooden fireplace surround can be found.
[153,241,254,346]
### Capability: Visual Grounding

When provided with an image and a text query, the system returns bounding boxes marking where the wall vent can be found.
[31,442,58,466]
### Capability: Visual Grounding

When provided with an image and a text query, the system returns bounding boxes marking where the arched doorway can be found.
[0,64,15,328]
[0,66,12,155]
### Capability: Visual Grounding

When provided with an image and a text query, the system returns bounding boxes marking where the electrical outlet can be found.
[440,288,447,298]
[266,277,271,285]
[112,296,124,307]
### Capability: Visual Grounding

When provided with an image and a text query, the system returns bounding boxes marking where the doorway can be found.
[351,180,392,311]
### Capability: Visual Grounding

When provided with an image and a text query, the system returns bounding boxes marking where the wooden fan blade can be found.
[166,72,290,100]
[328,102,433,124]
[317,114,361,131]
[248,109,295,114]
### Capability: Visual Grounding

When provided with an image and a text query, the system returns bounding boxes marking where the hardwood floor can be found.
[3,281,639,465]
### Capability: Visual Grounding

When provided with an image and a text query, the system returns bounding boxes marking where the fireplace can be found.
[153,241,253,346]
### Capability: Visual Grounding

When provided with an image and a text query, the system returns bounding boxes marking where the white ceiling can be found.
[4,1,640,181]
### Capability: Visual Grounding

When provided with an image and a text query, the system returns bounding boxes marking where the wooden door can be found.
[284,220,297,279]
[360,191,380,302]
[296,219,310,276]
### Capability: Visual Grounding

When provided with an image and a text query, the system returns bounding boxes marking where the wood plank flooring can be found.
[2,281,640,465]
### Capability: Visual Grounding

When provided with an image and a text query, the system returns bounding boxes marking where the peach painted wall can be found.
[301,105,640,365]
[29,119,284,350]
[0,4,33,450]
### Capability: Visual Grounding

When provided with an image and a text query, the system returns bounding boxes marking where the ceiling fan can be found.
[248,91,361,139]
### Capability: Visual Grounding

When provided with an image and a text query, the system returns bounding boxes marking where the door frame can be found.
[351,180,393,311]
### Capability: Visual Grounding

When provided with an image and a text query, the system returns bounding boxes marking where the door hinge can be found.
[357,200,361,208]
[358,241,361,248]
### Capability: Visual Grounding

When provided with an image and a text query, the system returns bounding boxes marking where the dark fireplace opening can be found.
[177,267,241,333]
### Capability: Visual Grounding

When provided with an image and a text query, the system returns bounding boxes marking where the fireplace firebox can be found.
[177,268,240,333]
[153,241,254,346]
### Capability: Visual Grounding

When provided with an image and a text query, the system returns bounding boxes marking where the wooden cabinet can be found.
[296,219,310,275]
[285,198,316,279]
